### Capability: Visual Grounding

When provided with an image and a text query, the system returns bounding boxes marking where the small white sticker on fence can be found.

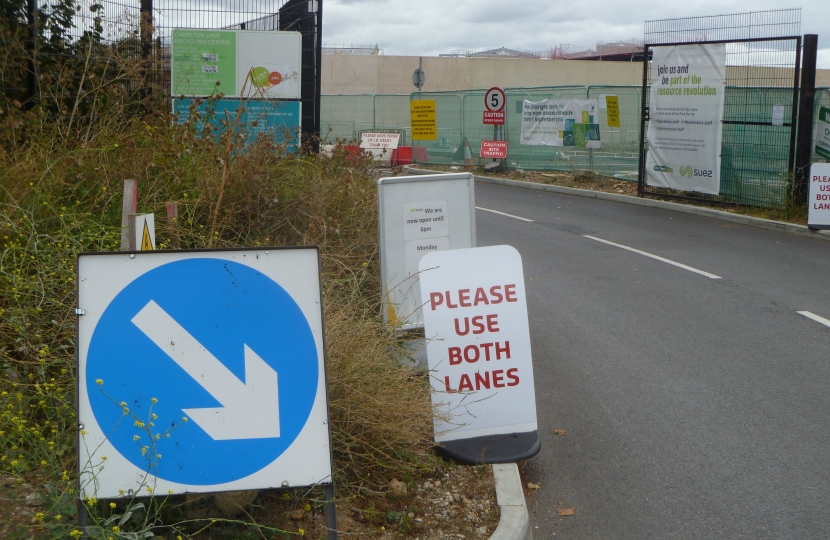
[772,105,785,127]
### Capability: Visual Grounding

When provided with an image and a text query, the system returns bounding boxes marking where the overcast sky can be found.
[323,1,830,68]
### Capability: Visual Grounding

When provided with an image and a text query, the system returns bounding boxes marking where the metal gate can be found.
[638,9,802,209]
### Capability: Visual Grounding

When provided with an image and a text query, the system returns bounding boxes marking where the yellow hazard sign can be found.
[140,219,154,250]
[410,100,437,141]
[605,95,621,128]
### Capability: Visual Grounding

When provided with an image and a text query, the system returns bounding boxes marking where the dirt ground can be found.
[1,463,501,539]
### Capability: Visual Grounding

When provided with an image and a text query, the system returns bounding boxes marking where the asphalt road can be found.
[473,182,830,540]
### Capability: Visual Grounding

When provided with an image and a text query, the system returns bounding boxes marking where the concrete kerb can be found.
[402,165,830,242]
[490,463,533,540]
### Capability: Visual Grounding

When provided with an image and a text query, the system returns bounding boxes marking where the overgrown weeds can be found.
[0,15,435,537]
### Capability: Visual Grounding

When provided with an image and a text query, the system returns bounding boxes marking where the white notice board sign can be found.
[378,173,476,330]
[418,245,539,460]
[808,163,830,230]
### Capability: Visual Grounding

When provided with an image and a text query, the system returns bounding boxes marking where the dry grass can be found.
[0,29,435,537]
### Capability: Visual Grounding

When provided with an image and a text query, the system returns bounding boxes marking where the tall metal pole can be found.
[313,0,324,152]
[794,34,818,205]
[26,0,38,106]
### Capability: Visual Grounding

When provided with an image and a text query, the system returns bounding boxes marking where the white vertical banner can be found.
[646,44,726,195]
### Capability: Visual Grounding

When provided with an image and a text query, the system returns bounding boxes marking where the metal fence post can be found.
[794,34,818,204]
[26,0,38,106]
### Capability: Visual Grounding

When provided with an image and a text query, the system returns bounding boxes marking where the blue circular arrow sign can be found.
[86,258,319,485]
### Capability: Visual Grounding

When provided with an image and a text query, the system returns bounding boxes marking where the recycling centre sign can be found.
[76,248,332,498]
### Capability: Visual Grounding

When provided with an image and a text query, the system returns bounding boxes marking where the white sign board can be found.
[378,174,475,330]
[646,43,726,195]
[808,163,830,229]
[520,99,601,148]
[171,29,301,99]
[359,132,401,150]
[77,248,331,498]
[419,245,538,442]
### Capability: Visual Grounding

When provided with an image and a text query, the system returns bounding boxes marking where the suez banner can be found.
[816,106,830,160]
[418,245,539,463]
[645,44,726,195]
[808,163,830,230]
[520,99,601,147]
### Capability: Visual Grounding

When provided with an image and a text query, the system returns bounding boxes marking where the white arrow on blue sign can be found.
[77,249,331,499]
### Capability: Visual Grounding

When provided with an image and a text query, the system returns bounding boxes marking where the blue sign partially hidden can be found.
[85,258,318,485]
[174,98,301,153]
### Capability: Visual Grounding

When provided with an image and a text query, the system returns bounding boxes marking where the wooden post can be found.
[120,180,138,251]
[166,202,180,249]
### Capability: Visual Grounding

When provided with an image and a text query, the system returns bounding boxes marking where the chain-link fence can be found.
[322,85,830,208]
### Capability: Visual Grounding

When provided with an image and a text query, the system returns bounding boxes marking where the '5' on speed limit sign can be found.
[485,87,506,112]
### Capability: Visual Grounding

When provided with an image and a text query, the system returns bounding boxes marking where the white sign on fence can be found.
[419,245,538,447]
[378,174,475,330]
[520,99,600,148]
[808,163,830,229]
[645,43,726,195]
[359,132,401,150]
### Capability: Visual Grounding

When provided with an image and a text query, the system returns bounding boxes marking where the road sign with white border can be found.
[77,248,331,499]
[484,87,506,113]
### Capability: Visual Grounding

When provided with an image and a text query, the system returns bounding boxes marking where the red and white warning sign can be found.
[419,245,538,444]
[480,140,508,159]
[483,111,505,125]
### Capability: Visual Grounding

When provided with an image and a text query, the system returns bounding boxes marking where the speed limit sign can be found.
[484,87,505,112]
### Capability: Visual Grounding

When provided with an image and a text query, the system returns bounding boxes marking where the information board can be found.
[645,43,726,195]
[172,29,301,99]
[378,173,475,330]
[173,99,301,152]
[410,100,437,141]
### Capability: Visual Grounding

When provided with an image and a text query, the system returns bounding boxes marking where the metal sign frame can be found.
[75,246,337,538]
[377,173,476,331]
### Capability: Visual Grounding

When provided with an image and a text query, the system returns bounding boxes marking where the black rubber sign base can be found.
[434,430,541,465]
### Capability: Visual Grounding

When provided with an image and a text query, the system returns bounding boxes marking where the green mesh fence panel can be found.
[321,86,829,208]
[319,95,375,143]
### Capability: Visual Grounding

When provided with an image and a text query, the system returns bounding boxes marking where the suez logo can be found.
[680,165,714,178]
[428,284,520,391]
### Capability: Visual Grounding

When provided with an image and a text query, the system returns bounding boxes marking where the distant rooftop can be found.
[441,40,646,61]
[323,44,383,55]
[440,47,540,58]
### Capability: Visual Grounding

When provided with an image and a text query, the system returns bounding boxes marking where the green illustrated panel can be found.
[172,29,237,96]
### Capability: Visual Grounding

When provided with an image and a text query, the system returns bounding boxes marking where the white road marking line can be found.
[476,206,534,222]
[797,311,830,328]
[583,235,721,280]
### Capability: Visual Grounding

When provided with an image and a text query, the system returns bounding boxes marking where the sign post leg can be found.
[325,483,337,539]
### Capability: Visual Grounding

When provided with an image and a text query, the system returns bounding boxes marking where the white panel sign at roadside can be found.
[808,163,830,230]
[418,245,540,464]
[378,174,475,330]
[646,44,726,195]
